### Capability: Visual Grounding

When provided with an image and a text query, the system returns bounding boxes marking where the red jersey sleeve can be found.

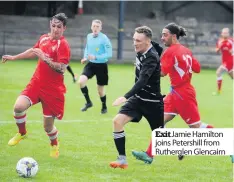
[191,56,201,73]
[161,49,173,75]
[33,34,47,48]
[57,40,71,64]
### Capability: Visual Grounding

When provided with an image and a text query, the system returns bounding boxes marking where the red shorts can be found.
[21,82,65,120]
[222,60,233,72]
[164,86,200,126]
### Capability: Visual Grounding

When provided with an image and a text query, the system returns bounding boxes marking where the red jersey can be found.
[216,38,233,64]
[32,34,71,93]
[161,44,200,88]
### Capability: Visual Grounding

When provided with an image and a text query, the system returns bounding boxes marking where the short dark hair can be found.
[135,26,153,39]
[52,13,68,26]
[164,22,186,39]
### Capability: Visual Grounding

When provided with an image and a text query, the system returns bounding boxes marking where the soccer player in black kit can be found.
[109,26,164,169]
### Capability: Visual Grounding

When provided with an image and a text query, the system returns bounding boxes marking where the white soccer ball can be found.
[16,157,39,178]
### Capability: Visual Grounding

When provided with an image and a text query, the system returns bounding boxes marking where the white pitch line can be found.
[0,118,112,124]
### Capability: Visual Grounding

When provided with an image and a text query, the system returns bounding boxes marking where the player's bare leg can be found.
[97,85,107,114]
[189,122,213,129]
[110,114,131,169]
[163,114,176,125]
[132,114,180,163]
[44,116,59,158]
[228,70,233,79]
[8,96,31,146]
[164,115,186,161]
[213,65,226,95]
[78,75,93,111]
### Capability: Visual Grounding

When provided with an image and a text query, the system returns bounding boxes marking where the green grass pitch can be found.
[0,60,233,182]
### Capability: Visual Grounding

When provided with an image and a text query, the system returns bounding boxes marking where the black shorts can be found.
[82,62,108,86]
[119,95,164,130]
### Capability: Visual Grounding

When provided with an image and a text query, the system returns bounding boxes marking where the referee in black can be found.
[109,26,164,169]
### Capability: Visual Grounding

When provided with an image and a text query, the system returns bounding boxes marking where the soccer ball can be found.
[16,157,39,178]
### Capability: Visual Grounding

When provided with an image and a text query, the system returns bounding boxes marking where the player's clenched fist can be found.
[81,58,87,64]
[112,97,127,106]
[1,55,16,63]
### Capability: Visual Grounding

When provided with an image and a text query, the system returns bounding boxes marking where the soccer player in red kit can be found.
[1,13,70,158]
[132,23,214,164]
[213,28,233,95]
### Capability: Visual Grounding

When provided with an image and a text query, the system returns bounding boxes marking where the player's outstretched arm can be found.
[83,35,89,60]
[44,59,67,74]
[124,76,149,99]
[1,48,36,63]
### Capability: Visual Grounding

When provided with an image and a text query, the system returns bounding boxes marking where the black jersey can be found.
[124,43,162,102]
